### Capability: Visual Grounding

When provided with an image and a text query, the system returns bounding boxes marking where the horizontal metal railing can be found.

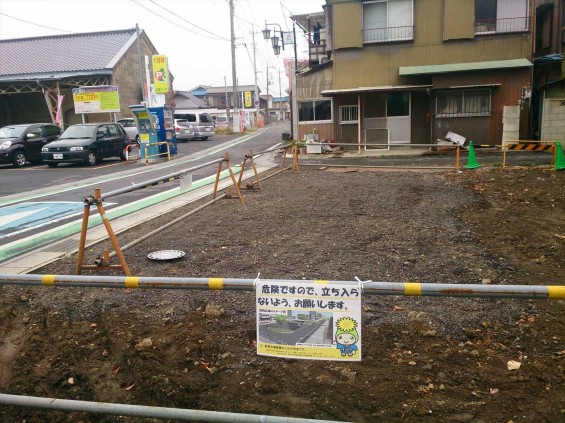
[475,16,530,34]
[1,274,563,300]
[363,25,414,43]
[0,393,344,423]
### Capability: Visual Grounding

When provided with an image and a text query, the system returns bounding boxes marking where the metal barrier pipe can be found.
[1,275,563,300]
[0,393,345,423]
[246,145,288,157]
[300,163,454,170]
[97,157,225,202]
[297,143,456,148]
[144,141,171,166]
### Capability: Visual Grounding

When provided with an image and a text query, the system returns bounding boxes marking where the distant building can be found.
[532,1,565,141]
[293,0,535,146]
[272,96,290,120]
[0,29,172,128]
[173,91,209,110]
[188,84,266,110]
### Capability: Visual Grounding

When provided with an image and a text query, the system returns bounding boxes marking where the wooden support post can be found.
[75,202,91,275]
[93,189,131,275]
[249,154,263,191]
[237,153,249,187]
[280,146,289,169]
[223,153,245,205]
[293,145,299,172]
[455,144,460,173]
[212,158,223,199]
[502,144,507,168]
[212,154,245,204]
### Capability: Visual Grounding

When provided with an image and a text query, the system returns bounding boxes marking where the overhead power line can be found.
[148,0,230,42]
[130,0,228,42]
[0,12,75,34]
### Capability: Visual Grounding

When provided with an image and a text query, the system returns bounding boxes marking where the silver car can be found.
[174,119,194,142]
[117,118,139,143]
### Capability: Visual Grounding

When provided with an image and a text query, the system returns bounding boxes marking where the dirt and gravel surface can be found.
[0,164,564,422]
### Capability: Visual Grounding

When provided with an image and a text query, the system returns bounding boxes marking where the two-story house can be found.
[532,0,565,141]
[294,0,534,148]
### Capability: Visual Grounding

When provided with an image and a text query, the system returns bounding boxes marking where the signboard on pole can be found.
[256,281,362,361]
[244,91,252,108]
[152,55,170,94]
[282,31,294,46]
[72,86,120,114]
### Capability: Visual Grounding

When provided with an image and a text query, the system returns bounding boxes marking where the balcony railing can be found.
[474,16,529,34]
[363,25,414,43]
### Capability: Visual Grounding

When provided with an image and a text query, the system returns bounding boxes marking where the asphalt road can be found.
[0,122,290,262]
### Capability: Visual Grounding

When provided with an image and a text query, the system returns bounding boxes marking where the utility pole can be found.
[224,76,229,119]
[251,27,259,126]
[278,68,282,120]
[135,23,146,105]
[291,21,299,140]
[266,64,270,122]
[229,0,238,129]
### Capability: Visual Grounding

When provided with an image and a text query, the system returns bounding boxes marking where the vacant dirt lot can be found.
[0,166,564,422]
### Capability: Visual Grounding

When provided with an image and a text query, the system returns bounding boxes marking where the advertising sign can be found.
[72,86,120,114]
[282,31,294,46]
[244,91,252,108]
[256,281,362,361]
[152,55,170,94]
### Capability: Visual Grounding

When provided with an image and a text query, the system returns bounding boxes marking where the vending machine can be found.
[129,104,177,162]
[149,105,177,157]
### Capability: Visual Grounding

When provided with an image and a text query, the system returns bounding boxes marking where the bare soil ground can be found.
[0,166,564,423]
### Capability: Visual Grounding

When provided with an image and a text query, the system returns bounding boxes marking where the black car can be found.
[0,123,61,167]
[41,123,129,167]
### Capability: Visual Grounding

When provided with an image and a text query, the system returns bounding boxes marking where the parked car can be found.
[0,123,61,167]
[41,123,129,167]
[174,119,194,142]
[117,118,139,143]
[173,112,214,140]
[215,115,229,128]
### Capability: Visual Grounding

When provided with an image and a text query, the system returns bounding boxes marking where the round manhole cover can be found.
[147,250,185,261]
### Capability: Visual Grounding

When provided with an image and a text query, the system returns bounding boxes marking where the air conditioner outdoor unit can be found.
[320,56,329,64]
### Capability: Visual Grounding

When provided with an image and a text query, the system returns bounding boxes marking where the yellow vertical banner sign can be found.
[152,55,170,94]
[244,91,252,108]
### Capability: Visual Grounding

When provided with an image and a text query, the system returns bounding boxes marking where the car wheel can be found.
[12,150,27,167]
[201,137,208,141]
[86,151,97,166]
[120,148,127,161]
[47,162,58,168]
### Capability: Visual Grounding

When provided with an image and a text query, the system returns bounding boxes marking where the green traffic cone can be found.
[464,140,481,169]
[554,141,565,171]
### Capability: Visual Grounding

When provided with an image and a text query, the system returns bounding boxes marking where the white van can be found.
[173,111,214,140]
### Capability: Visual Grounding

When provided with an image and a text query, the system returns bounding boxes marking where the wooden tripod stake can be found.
[75,188,131,275]
[238,150,263,191]
[212,153,245,204]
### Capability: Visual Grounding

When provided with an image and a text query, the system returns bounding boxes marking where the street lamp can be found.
[263,21,298,141]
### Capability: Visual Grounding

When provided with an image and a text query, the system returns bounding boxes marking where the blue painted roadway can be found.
[0,202,86,238]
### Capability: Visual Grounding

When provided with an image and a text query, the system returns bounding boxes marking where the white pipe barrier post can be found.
[0,393,346,423]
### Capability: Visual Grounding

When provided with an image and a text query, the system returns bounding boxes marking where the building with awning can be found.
[0,28,170,128]
[293,0,535,147]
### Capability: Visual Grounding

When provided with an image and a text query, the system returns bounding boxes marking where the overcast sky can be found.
[0,0,325,95]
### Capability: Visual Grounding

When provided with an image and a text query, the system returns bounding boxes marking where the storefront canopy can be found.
[321,85,432,96]
[399,58,532,76]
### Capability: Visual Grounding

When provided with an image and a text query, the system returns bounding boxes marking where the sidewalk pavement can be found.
[0,157,278,274]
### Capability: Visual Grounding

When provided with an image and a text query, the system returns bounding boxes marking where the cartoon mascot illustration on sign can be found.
[335,317,359,357]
